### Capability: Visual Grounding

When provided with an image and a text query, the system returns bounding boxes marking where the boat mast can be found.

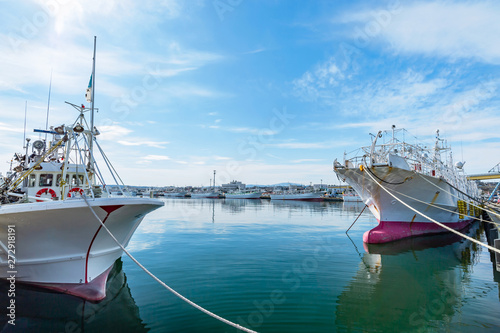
[44,70,53,146]
[90,36,96,134]
[89,36,97,180]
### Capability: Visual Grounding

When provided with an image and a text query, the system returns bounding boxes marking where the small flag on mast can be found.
[85,74,92,103]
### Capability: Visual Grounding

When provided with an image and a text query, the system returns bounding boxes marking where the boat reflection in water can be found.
[0,259,147,332]
[336,222,486,332]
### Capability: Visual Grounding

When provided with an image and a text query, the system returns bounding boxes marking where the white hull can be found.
[225,192,262,199]
[333,127,480,244]
[270,192,324,201]
[335,165,475,243]
[337,166,469,224]
[191,192,221,198]
[163,192,187,197]
[0,197,163,299]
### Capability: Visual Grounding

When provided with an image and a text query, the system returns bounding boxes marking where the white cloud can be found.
[144,155,170,161]
[342,1,500,63]
[117,140,169,148]
[213,156,231,161]
[97,125,134,140]
[292,57,343,101]
[267,140,334,149]
[291,159,324,163]
[224,127,278,135]
[344,69,450,116]
[0,122,24,134]
[163,84,228,98]
[243,48,266,54]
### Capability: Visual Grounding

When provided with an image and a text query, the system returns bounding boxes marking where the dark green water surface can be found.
[1,198,500,332]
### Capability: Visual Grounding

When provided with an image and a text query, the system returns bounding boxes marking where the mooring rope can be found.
[413,171,500,225]
[362,166,500,255]
[346,205,367,234]
[82,196,257,333]
[370,178,500,228]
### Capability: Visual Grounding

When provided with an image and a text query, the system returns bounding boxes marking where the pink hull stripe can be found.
[29,265,113,301]
[363,219,472,244]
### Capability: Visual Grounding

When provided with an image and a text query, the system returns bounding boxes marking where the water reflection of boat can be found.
[336,222,484,332]
[270,191,325,201]
[342,200,366,213]
[0,259,148,332]
[221,199,264,214]
[270,198,342,213]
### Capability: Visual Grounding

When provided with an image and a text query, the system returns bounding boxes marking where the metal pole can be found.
[90,36,96,134]
[89,36,97,185]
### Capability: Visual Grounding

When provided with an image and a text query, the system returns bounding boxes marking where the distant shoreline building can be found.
[221,180,246,192]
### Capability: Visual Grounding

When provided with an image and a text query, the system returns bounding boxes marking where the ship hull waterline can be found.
[335,165,474,244]
[0,197,163,300]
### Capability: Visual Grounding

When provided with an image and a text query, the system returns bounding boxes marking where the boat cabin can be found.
[22,161,90,201]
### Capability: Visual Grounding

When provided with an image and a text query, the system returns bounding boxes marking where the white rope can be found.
[362,167,500,255]
[413,171,500,225]
[82,196,258,333]
[373,178,500,229]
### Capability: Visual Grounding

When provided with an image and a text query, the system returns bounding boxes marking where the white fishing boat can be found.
[0,38,163,300]
[163,191,187,198]
[225,190,262,199]
[334,126,479,244]
[191,170,222,198]
[342,189,363,202]
[270,191,325,201]
[190,191,222,199]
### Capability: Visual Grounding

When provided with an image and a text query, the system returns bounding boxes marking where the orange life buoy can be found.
[36,188,57,202]
[67,187,84,198]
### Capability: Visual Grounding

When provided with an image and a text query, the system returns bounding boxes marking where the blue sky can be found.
[1,0,500,186]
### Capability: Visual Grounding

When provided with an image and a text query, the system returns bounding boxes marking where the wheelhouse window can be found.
[39,174,54,187]
[28,174,37,187]
[71,174,85,186]
[56,174,70,186]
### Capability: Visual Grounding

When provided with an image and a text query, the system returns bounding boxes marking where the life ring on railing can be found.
[36,188,57,202]
[67,187,84,198]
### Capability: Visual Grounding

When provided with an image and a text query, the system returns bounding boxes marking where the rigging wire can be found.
[82,196,258,333]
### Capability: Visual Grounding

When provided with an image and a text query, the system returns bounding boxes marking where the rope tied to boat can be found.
[82,195,258,333]
[362,166,500,255]
[412,170,500,228]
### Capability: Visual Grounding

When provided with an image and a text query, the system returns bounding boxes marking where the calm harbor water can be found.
[2,198,500,332]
